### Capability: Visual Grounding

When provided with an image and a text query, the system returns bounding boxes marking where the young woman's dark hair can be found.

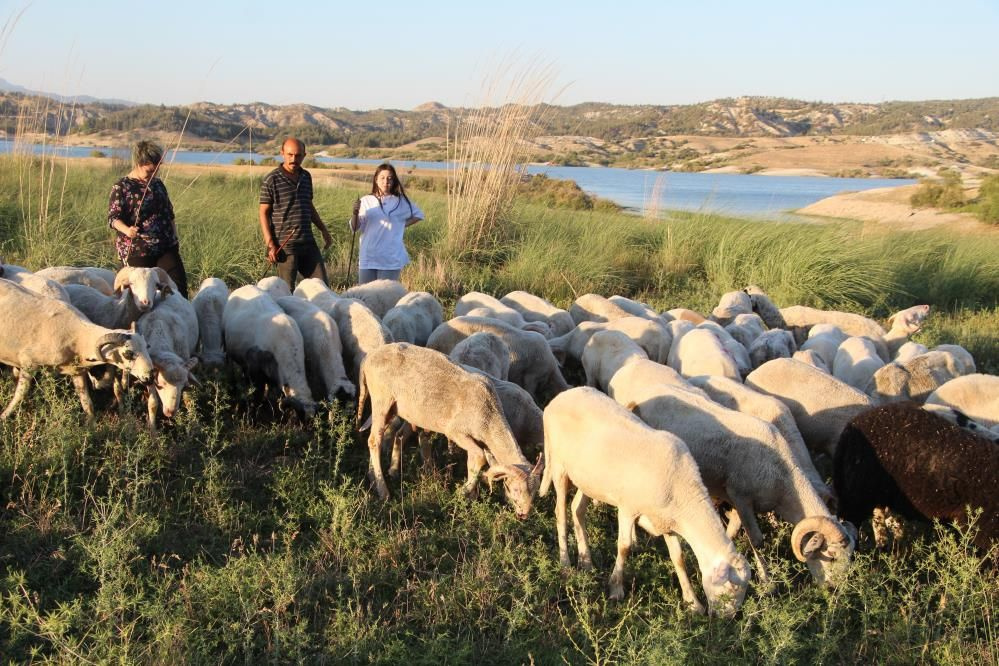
[370,163,413,215]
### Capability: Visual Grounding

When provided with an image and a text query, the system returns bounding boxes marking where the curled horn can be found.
[95,331,130,359]
[791,516,850,562]
[154,267,175,295]
[483,464,525,491]
[528,453,544,495]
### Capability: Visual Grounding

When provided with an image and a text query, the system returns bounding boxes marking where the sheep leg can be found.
[728,495,772,589]
[554,473,571,567]
[387,419,411,479]
[0,369,33,420]
[366,401,394,501]
[417,429,434,470]
[146,389,161,431]
[609,510,637,600]
[663,533,706,615]
[450,433,486,499]
[71,372,96,422]
[571,490,593,570]
[724,506,743,540]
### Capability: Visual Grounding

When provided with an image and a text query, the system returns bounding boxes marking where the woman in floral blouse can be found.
[108,140,188,297]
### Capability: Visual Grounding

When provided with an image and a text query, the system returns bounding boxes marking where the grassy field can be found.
[1,157,997,664]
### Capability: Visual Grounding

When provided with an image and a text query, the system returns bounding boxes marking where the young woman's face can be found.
[375,169,395,194]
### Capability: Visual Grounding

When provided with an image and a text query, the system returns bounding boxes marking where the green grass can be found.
[1,158,998,664]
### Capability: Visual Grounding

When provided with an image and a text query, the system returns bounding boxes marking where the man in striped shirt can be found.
[259,137,334,289]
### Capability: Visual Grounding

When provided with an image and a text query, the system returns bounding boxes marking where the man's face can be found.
[281,141,305,172]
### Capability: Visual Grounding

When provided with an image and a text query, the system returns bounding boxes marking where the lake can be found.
[0,139,915,218]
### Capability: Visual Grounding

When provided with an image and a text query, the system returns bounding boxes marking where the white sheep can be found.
[569,293,635,325]
[256,275,293,299]
[276,296,355,401]
[779,305,890,361]
[792,349,830,372]
[799,323,849,370]
[500,290,576,337]
[724,312,766,349]
[113,266,177,313]
[548,316,672,367]
[746,358,874,459]
[191,278,228,367]
[223,285,315,417]
[1,263,71,302]
[607,295,667,323]
[36,266,116,295]
[711,290,753,326]
[136,291,200,425]
[687,375,835,506]
[924,374,999,429]
[883,304,930,357]
[65,283,144,330]
[449,332,511,380]
[381,291,444,346]
[697,320,752,378]
[665,307,708,324]
[742,286,786,329]
[294,277,340,310]
[864,349,975,405]
[893,341,929,363]
[331,298,393,386]
[748,329,797,369]
[427,316,569,406]
[357,343,543,516]
[610,378,854,587]
[667,327,741,381]
[581,330,649,392]
[833,336,886,390]
[0,279,154,420]
[460,305,552,338]
[541,386,751,614]
[342,279,408,318]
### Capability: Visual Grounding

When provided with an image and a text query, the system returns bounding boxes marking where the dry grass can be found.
[443,58,562,262]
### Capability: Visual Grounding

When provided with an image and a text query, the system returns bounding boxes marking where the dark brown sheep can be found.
[833,402,998,551]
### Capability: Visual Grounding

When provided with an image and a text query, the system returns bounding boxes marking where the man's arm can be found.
[259,202,279,262]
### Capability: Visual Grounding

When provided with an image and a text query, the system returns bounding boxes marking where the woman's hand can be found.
[123,226,139,239]
[352,197,361,216]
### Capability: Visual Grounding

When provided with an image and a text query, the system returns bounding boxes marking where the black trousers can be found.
[127,246,189,299]
[275,243,328,291]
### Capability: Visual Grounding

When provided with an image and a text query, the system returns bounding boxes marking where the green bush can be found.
[910,170,965,208]
[975,173,999,224]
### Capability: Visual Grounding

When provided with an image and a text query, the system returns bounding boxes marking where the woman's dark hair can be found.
[132,140,164,167]
[370,163,413,215]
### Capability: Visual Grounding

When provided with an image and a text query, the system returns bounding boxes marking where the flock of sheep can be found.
[1,258,996,617]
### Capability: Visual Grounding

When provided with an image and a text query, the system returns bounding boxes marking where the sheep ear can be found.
[130,320,137,333]
[184,357,199,370]
[113,268,131,294]
[187,371,202,387]
[801,532,826,558]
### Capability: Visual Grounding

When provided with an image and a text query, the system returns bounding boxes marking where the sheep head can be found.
[151,356,198,418]
[791,516,856,587]
[484,454,544,520]
[701,553,752,618]
[114,267,176,312]
[96,330,154,383]
[887,304,931,335]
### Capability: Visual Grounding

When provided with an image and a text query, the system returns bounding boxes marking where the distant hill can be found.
[0,78,137,107]
[2,87,997,173]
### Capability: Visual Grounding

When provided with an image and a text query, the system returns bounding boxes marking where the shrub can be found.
[911,170,965,208]
[975,173,999,225]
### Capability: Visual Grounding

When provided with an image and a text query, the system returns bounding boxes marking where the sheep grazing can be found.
[607,295,667,323]
[724,313,767,350]
[833,336,886,390]
[449,332,511,380]
[778,305,890,361]
[0,279,154,419]
[665,308,708,324]
[746,358,875,459]
[456,291,552,337]
[36,266,116,295]
[894,341,929,364]
[792,349,830,373]
[256,275,292,299]
[294,277,340,311]
[342,279,408,318]
[548,316,672,367]
[65,283,144,330]
[541,387,751,615]
[610,379,854,587]
[742,285,786,329]
[581,330,648,392]
[864,349,974,405]
[113,266,176,313]
[748,329,797,369]
[356,343,543,517]
[276,296,355,401]
[223,285,315,417]
[500,290,576,337]
[697,320,752,378]
[925,374,999,430]
[427,316,569,406]
[1,263,71,302]
[667,327,741,381]
[834,402,998,551]
[799,324,849,370]
[330,298,393,386]
[381,291,444,346]
[569,293,635,325]
[137,291,201,425]
[191,278,228,367]
[711,290,753,326]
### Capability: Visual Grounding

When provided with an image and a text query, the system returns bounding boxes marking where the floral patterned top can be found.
[107,176,178,262]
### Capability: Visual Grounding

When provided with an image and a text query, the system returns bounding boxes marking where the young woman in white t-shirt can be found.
[349,163,424,284]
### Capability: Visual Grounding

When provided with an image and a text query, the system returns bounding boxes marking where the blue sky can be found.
[2,0,997,109]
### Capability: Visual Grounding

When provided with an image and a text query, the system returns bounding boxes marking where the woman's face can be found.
[136,161,161,180]
[375,169,395,195]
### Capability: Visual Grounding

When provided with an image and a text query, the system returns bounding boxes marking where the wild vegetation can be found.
[1,156,998,663]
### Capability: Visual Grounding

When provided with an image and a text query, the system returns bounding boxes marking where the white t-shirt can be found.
[351,194,424,270]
